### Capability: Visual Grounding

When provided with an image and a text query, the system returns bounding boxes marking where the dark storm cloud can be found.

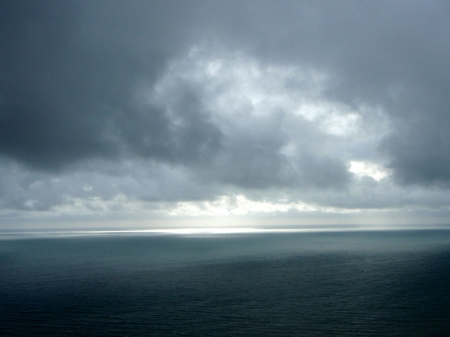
[380,118,450,186]
[0,0,131,169]
[120,88,223,164]
[0,0,218,171]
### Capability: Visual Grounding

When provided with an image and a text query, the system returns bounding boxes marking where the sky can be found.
[1,0,450,229]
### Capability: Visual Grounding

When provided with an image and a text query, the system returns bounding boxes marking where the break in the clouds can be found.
[1,0,450,226]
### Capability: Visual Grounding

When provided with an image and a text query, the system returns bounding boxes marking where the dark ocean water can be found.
[1,229,450,336]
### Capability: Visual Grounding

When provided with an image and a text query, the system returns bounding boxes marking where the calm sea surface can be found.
[1,229,450,336]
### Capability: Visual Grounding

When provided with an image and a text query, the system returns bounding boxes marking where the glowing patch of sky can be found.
[349,161,391,181]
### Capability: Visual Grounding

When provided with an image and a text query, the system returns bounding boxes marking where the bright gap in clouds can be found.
[162,195,320,217]
[349,161,391,181]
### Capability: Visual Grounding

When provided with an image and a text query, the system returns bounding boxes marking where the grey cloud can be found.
[199,1,450,187]
[114,81,224,166]
[296,153,351,189]
[201,108,352,190]
[212,111,289,189]
[381,118,450,186]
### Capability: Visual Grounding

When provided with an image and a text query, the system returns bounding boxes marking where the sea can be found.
[1,228,450,336]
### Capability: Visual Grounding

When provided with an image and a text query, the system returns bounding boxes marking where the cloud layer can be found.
[1,0,450,224]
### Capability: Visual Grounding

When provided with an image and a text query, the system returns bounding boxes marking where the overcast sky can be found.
[2,0,450,229]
